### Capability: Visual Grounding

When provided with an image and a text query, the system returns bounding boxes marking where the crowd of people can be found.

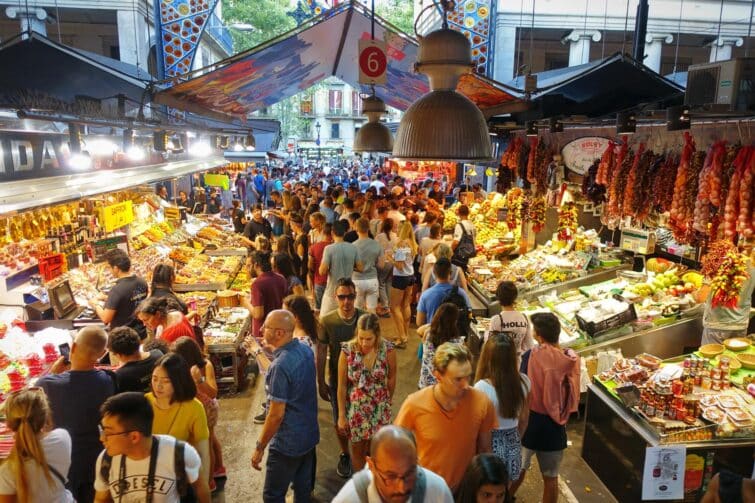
[0,163,585,503]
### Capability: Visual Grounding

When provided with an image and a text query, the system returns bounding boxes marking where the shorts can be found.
[391,275,415,290]
[522,447,564,478]
[328,382,340,424]
[353,277,379,311]
[314,284,326,310]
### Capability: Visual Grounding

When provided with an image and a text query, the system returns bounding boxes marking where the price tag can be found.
[359,39,387,85]
[100,201,134,232]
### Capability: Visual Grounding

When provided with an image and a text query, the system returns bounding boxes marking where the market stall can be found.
[583,342,755,501]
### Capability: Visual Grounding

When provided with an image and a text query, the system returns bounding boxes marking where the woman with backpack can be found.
[0,388,73,502]
[451,204,477,272]
[417,302,464,388]
[421,243,468,292]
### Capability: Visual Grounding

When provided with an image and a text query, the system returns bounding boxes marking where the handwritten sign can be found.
[561,136,612,175]
[204,173,229,190]
[100,200,134,232]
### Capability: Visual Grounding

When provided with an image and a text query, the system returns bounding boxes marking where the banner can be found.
[100,201,134,232]
[204,173,229,190]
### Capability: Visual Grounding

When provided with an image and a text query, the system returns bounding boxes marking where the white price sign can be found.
[358,39,387,85]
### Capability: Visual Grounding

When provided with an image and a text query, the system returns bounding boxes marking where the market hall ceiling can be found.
[153,1,522,120]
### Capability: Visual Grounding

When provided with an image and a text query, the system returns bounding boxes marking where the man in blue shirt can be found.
[38,326,116,503]
[417,258,471,325]
[252,310,319,502]
[254,169,266,201]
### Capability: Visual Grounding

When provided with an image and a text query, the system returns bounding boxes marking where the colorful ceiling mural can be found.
[156,0,219,79]
[445,0,496,76]
[155,3,518,119]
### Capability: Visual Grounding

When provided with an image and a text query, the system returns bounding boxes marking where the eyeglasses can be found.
[98,425,134,438]
[372,463,417,485]
[337,294,356,300]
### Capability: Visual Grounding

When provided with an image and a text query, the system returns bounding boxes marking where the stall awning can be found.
[0,157,225,214]
[507,53,684,121]
[154,2,521,119]
[0,32,154,110]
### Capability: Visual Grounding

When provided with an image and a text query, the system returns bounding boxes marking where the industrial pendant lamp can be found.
[392,0,492,161]
[354,92,393,153]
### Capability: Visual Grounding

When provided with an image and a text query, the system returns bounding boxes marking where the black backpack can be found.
[100,437,192,502]
[452,223,476,266]
[441,286,474,338]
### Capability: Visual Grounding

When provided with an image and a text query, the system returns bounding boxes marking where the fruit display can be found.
[176,291,217,319]
[443,195,520,259]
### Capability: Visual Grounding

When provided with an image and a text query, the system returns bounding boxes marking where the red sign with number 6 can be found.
[358,39,387,85]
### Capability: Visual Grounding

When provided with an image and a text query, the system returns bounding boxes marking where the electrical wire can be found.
[528,0,535,73]
[713,0,724,62]
[672,0,683,74]
[131,0,142,79]
[515,0,523,76]
[747,0,754,57]
[621,0,630,54]
[601,0,607,59]
[54,0,61,42]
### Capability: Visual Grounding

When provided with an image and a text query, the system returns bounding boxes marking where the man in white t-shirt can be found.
[333,425,453,503]
[485,281,535,359]
[94,392,207,503]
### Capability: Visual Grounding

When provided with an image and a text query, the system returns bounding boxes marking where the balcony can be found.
[205,13,234,56]
[326,108,349,118]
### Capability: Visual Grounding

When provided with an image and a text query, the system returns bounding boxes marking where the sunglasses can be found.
[337,294,356,300]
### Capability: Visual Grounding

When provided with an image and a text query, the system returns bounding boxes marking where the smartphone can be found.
[58,343,71,364]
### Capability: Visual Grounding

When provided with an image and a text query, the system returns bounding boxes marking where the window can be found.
[352,90,362,115]
[544,52,568,71]
[331,122,340,139]
[329,89,343,115]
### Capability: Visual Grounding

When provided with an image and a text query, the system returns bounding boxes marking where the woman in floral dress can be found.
[337,313,397,471]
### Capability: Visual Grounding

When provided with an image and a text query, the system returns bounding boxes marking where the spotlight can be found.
[666,105,690,131]
[189,141,212,158]
[616,111,636,135]
[126,146,145,161]
[153,131,168,152]
[525,121,538,137]
[68,152,92,170]
[549,117,564,133]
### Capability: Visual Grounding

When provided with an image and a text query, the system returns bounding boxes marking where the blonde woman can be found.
[337,313,397,471]
[388,220,418,347]
[0,389,73,502]
[422,242,468,292]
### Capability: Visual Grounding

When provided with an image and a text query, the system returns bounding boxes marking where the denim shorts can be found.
[522,447,564,478]
[391,274,415,290]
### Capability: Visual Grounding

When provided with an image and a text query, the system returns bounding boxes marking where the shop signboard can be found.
[91,234,129,262]
[204,173,230,190]
[358,39,387,85]
[561,136,612,176]
[100,201,134,233]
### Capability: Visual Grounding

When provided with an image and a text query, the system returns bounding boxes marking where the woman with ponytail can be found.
[0,388,73,502]
[136,296,196,344]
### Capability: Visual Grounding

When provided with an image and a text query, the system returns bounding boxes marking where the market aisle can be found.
[213,318,616,502]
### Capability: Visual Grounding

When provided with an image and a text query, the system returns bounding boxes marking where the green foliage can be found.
[376,0,415,35]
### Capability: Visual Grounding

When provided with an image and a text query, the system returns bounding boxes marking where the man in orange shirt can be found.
[394,342,497,493]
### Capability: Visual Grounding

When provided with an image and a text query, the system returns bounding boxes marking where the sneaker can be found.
[254,410,267,424]
[336,452,352,478]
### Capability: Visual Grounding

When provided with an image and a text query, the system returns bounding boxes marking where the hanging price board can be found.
[359,39,387,85]
[100,201,134,232]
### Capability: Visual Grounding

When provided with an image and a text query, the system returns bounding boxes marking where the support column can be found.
[5,7,47,37]
[561,30,601,67]
[708,37,744,62]
[644,33,673,73]
[117,10,149,71]
[493,23,517,83]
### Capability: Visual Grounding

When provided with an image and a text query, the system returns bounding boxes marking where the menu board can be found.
[561,136,612,175]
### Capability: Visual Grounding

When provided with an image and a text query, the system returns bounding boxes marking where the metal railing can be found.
[205,13,234,55]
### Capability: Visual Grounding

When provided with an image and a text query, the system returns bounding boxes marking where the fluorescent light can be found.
[86,139,119,156]
[68,152,92,170]
[233,143,244,152]
[126,146,145,161]
[189,142,212,157]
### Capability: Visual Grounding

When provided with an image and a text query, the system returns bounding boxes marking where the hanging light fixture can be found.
[616,111,637,135]
[525,121,538,137]
[392,1,492,161]
[666,105,690,131]
[354,92,393,153]
[245,133,256,151]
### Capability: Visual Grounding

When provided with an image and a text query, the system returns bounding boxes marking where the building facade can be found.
[493,0,755,83]
[0,0,233,77]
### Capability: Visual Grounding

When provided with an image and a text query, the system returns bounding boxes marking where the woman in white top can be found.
[387,220,417,348]
[422,242,468,292]
[474,333,530,496]
[0,388,73,503]
[375,218,398,317]
[418,223,443,274]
